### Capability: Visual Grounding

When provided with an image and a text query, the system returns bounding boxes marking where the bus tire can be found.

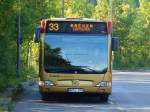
[100,94,109,101]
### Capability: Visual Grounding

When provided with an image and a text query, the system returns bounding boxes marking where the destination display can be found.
[45,21,107,34]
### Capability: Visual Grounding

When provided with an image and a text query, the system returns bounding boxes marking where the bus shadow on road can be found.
[39,94,111,104]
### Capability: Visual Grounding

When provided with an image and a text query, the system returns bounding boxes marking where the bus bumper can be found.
[39,85,111,95]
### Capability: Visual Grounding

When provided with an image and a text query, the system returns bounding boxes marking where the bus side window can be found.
[112,37,119,51]
[34,27,41,43]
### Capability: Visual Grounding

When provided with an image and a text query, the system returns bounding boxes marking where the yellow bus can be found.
[34,18,118,101]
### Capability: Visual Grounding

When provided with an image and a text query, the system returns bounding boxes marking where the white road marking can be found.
[31,106,150,111]
[113,72,150,75]
[113,80,150,84]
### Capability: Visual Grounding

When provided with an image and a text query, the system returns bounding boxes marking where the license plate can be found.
[67,88,84,93]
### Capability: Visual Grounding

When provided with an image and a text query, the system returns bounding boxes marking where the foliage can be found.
[44,0,62,18]
[92,0,110,20]
[113,0,150,69]
[0,0,62,91]
[0,0,18,91]
[64,0,95,18]
[0,0,40,91]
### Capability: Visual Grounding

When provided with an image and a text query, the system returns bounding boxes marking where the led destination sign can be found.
[45,21,107,34]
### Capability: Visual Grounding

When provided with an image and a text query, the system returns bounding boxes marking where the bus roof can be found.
[45,18,106,23]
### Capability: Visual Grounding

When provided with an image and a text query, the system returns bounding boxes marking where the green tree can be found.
[92,0,110,20]
[125,0,150,68]
[113,0,150,69]
[65,0,95,18]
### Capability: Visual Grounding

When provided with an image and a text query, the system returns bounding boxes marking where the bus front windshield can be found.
[44,34,108,74]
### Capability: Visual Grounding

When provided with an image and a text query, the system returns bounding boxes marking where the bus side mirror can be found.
[112,37,119,51]
[34,27,41,43]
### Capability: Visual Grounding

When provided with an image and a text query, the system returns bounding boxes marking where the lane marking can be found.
[113,80,150,84]
[31,106,150,111]
[113,72,150,75]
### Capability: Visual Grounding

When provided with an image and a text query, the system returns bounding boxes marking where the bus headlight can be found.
[96,81,111,87]
[44,80,55,86]
[39,81,44,86]
[39,80,54,86]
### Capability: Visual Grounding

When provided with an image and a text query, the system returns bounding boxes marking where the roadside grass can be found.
[0,66,37,112]
[0,107,4,112]
[0,66,37,91]
[0,76,20,112]
[0,98,4,112]
[0,95,13,112]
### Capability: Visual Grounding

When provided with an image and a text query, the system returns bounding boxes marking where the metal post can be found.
[42,0,45,18]
[49,0,50,17]
[109,0,112,19]
[16,0,21,78]
[62,0,64,18]
[17,15,21,78]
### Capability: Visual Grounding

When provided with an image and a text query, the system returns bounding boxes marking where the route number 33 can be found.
[49,23,59,31]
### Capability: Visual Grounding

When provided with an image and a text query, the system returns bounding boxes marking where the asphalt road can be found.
[13,71,150,112]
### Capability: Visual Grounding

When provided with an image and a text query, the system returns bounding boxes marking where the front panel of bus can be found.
[39,20,112,95]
